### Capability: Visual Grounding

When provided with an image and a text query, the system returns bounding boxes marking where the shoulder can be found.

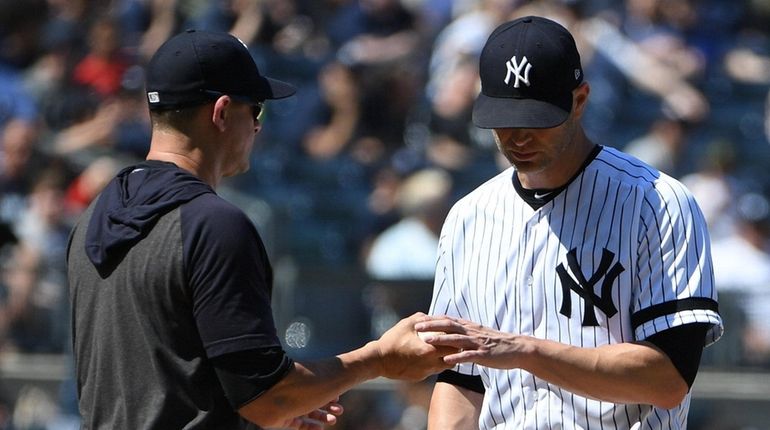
[593,146,698,206]
[181,193,261,248]
[590,146,661,186]
[183,193,253,226]
[180,193,271,287]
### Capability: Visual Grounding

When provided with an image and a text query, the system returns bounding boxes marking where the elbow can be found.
[654,393,687,410]
[651,380,689,410]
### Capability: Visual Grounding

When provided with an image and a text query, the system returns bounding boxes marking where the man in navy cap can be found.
[416,16,723,429]
[67,30,458,429]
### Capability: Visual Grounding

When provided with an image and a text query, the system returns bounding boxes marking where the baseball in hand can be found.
[417,331,444,341]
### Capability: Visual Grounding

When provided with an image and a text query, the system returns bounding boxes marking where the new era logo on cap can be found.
[473,16,584,129]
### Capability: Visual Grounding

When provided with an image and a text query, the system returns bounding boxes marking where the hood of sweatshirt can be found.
[84,160,214,273]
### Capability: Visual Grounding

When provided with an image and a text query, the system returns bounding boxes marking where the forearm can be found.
[307,110,358,153]
[418,317,689,409]
[230,0,263,49]
[239,341,381,427]
[241,312,454,427]
[518,336,687,408]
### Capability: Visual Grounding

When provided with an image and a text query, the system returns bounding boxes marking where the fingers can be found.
[285,410,339,430]
[416,314,454,323]
[421,332,479,350]
[304,410,337,426]
[440,346,491,364]
[283,400,344,429]
[376,313,467,380]
[287,417,325,430]
[319,398,343,414]
[414,317,465,335]
[405,311,428,322]
[323,399,343,416]
[305,399,344,422]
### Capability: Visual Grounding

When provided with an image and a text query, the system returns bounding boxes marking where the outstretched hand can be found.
[273,399,343,430]
[415,315,528,369]
[373,312,459,381]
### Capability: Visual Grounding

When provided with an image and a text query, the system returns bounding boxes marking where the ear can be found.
[572,82,590,119]
[211,96,232,132]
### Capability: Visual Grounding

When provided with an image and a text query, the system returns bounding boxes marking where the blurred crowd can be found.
[0,0,769,428]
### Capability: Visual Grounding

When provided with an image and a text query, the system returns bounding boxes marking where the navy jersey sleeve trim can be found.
[631,297,719,330]
[211,347,294,409]
[436,370,485,394]
[205,334,283,357]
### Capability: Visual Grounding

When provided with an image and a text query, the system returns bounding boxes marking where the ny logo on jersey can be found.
[556,248,625,326]
[504,55,532,88]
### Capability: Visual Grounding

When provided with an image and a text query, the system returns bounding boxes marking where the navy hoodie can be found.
[69,160,291,429]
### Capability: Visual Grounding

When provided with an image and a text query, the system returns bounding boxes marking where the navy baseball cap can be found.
[473,16,583,129]
[145,29,296,111]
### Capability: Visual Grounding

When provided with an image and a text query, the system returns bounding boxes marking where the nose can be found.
[501,128,531,147]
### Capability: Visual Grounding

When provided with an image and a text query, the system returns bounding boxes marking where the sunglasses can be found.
[202,91,264,122]
[251,102,264,122]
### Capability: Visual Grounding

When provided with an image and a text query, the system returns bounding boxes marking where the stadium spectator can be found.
[624,117,688,176]
[365,168,452,280]
[71,18,130,98]
[711,191,770,366]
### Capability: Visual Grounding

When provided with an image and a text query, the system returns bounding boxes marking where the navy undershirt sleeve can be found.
[181,194,291,399]
[437,370,485,394]
[645,323,710,388]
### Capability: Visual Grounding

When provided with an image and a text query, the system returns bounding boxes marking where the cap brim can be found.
[262,77,296,100]
[472,93,571,129]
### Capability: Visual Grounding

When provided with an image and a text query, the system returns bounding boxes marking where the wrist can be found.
[361,340,386,379]
[514,335,541,371]
[333,341,383,384]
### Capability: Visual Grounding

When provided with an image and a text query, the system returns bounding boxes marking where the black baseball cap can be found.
[145,29,296,111]
[473,16,583,129]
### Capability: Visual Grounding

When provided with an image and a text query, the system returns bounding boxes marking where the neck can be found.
[145,129,222,188]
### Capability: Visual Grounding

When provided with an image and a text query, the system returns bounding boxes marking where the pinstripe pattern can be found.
[429,146,723,429]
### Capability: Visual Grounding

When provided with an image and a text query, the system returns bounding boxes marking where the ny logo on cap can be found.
[504,55,532,88]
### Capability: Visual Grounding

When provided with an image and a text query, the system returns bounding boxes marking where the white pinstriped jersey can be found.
[429,146,723,430]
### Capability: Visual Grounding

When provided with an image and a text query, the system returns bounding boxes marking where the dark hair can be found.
[150,103,210,133]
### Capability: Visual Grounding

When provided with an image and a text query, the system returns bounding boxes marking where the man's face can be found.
[492,112,578,176]
[224,101,262,177]
[490,83,591,189]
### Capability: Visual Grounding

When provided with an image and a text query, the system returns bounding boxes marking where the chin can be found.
[224,165,249,178]
[234,167,250,177]
[509,159,536,171]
